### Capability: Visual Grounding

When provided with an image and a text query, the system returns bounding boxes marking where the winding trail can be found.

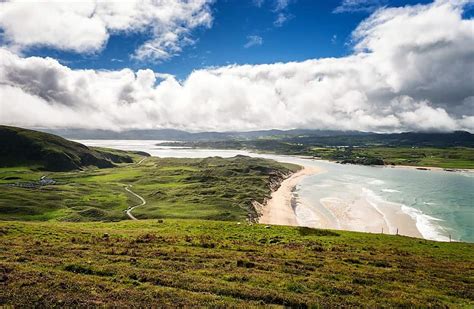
[136,157,147,165]
[124,185,146,220]
[123,156,147,220]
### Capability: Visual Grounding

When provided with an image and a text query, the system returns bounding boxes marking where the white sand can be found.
[315,196,422,238]
[387,164,473,173]
[259,166,322,226]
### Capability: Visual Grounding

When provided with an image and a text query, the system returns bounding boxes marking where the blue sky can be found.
[1,0,473,132]
[21,0,436,79]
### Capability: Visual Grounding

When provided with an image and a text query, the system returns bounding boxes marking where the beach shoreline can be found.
[297,192,424,238]
[274,153,473,174]
[258,166,322,226]
[259,163,426,240]
[385,164,473,173]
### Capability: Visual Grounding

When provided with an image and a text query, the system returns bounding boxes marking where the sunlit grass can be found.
[0,219,472,306]
[0,156,298,222]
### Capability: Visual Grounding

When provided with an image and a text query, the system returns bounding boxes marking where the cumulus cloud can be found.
[0,0,213,61]
[0,0,473,132]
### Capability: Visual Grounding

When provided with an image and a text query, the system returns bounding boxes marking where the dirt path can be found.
[124,156,147,220]
[124,185,146,220]
[136,157,147,165]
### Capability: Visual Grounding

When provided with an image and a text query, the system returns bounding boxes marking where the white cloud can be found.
[252,0,294,27]
[0,0,213,61]
[244,35,263,48]
[274,0,292,11]
[334,0,387,13]
[273,12,294,27]
[252,0,292,10]
[0,0,473,132]
[273,0,294,26]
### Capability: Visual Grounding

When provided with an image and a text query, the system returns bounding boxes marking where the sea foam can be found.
[362,188,448,241]
[400,205,450,241]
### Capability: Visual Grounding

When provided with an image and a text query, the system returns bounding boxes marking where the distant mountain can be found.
[39,128,369,141]
[284,131,474,147]
[0,126,139,171]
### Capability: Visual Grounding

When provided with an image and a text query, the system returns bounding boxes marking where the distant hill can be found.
[0,126,142,171]
[39,128,368,141]
[283,131,474,147]
[39,127,473,147]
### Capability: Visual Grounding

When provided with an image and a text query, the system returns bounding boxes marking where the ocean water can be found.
[78,140,474,243]
[296,161,474,242]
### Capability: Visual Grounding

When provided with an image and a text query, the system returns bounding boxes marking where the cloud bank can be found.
[0,0,473,132]
[0,0,213,61]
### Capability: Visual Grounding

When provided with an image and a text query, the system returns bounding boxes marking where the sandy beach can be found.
[259,166,322,226]
[259,163,424,239]
[386,164,474,174]
[307,195,423,238]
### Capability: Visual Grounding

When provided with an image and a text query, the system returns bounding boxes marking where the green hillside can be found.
[0,126,144,171]
[0,155,298,222]
[0,220,472,307]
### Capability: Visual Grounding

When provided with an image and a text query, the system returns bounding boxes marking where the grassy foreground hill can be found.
[0,125,145,171]
[0,220,473,307]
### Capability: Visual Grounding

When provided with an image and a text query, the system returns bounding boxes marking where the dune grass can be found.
[0,156,298,222]
[0,219,472,307]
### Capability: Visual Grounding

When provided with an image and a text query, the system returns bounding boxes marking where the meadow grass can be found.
[0,219,472,307]
[0,156,298,222]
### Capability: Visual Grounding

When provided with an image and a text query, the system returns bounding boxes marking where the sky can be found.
[0,0,473,132]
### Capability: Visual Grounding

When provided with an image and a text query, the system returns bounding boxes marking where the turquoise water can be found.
[297,161,474,242]
[78,140,474,243]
